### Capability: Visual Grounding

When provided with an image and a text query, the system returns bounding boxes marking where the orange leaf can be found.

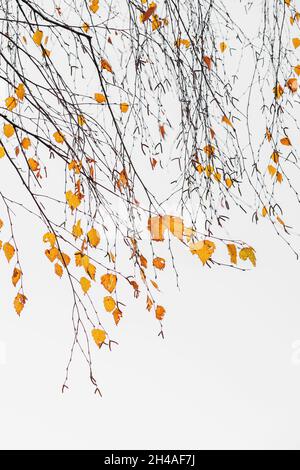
[14,293,27,316]
[92,328,106,347]
[103,296,116,312]
[3,242,15,262]
[155,305,165,321]
[189,240,216,265]
[153,257,165,270]
[101,273,117,293]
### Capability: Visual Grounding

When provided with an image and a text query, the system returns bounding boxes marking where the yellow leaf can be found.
[103,296,116,312]
[92,328,106,347]
[153,257,165,270]
[203,144,215,156]
[53,130,64,144]
[89,0,99,14]
[271,151,279,164]
[0,146,5,158]
[14,293,27,316]
[57,252,71,267]
[12,267,22,287]
[3,123,15,138]
[66,190,81,210]
[45,247,58,262]
[175,38,190,48]
[3,242,15,262]
[77,115,86,126]
[120,102,129,113]
[219,41,227,53]
[21,137,31,149]
[80,276,91,294]
[155,305,165,321]
[294,65,300,76]
[54,263,63,278]
[189,240,216,265]
[262,206,268,217]
[239,247,256,267]
[101,273,117,293]
[147,215,184,242]
[0,219,3,230]
[293,38,300,49]
[94,93,106,103]
[15,83,25,101]
[82,23,90,33]
[227,244,237,265]
[43,232,56,248]
[273,83,283,99]
[225,177,233,188]
[5,96,17,111]
[112,308,122,325]
[268,165,277,177]
[86,263,96,280]
[87,227,100,247]
[28,158,39,171]
[33,29,43,46]
[72,220,83,239]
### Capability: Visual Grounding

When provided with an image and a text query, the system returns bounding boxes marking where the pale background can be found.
[1,0,300,450]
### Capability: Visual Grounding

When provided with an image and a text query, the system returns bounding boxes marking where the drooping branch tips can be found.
[0,0,299,391]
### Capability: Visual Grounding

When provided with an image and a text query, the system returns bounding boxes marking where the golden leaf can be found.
[66,190,81,210]
[45,247,58,262]
[189,240,216,265]
[86,263,96,280]
[262,206,268,217]
[3,123,15,138]
[146,296,153,311]
[12,267,22,287]
[0,146,5,158]
[92,328,106,347]
[239,247,256,267]
[292,37,300,49]
[57,252,71,267]
[5,96,17,111]
[80,276,91,294]
[21,137,31,149]
[219,41,227,53]
[54,263,63,278]
[3,242,15,262]
[153,257,165,270]
[103,296,116,312]
[94,93,106,103]
[120,102,129,113]
[53,130,64,144]
[33,29,43,46]
[15,83,25,101]
[89,0,99,14]
[287,78,298,93]
[87,227,100,247]
[72,220,83,239]
[268,165,277,177]
[101,273,117,293]
[43,232,56,248]
[155,305,165,321]
[140,254,148,269]
[222,115,233,127]
[273,83,283,99]
[14,293,27,316]
[294,65,300,76]
[82,23,90,33]
[280,137,291,146]
[28,158,39,172]
[227,244,237,265]
[112,308,122,325]
[77,115,86,126]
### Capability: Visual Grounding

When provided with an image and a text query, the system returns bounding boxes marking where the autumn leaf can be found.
[292,38,300,49]
[3,242,15,262]
[203,56,212,70]
[21,137,31,149]
[66,190,81,210]
[5,96,18,111]
[189,240,216,265]
[101,58,113,73]
[14,293,27,316]
[262,206,268,217]
[268,165,277,178]
[80,276,91,294]
[280,137,291,146]
[273,83,283,99]
[72,220,83,239]
[94,93,106,103]
[101,273,117,293]
[141,3,157,22]
[77,115,86,126]
[54,263,63,278]
[0,146,5,158]
[227,244,237,265]
[82,23,90,33]
[112,308,122,325]
[153,257,165,270]
[28,158,39,171]
[103,296,116,312]
[15,83,25,101]
[222,115,233,127]
[12,267,22,287]
[89,0,99,14]
[155,305,165,321]
[57,252,71,267]
[87,227,100,247]
[239,247,256,267]
[92,328,106,347]
[53,130,64,144]
[287,78,298,93]
[3,124,15,138]
[45,247,58,262]
[86,263,96,280]
[120,103,129,113]
[43,232,56,248]
[219,41,227,53]
[294,65,300,76]
[175,38,190,48]
[33,29,43,46]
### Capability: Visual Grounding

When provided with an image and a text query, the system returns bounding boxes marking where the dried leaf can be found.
[101,273,117,293]
[189,240,216,265]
